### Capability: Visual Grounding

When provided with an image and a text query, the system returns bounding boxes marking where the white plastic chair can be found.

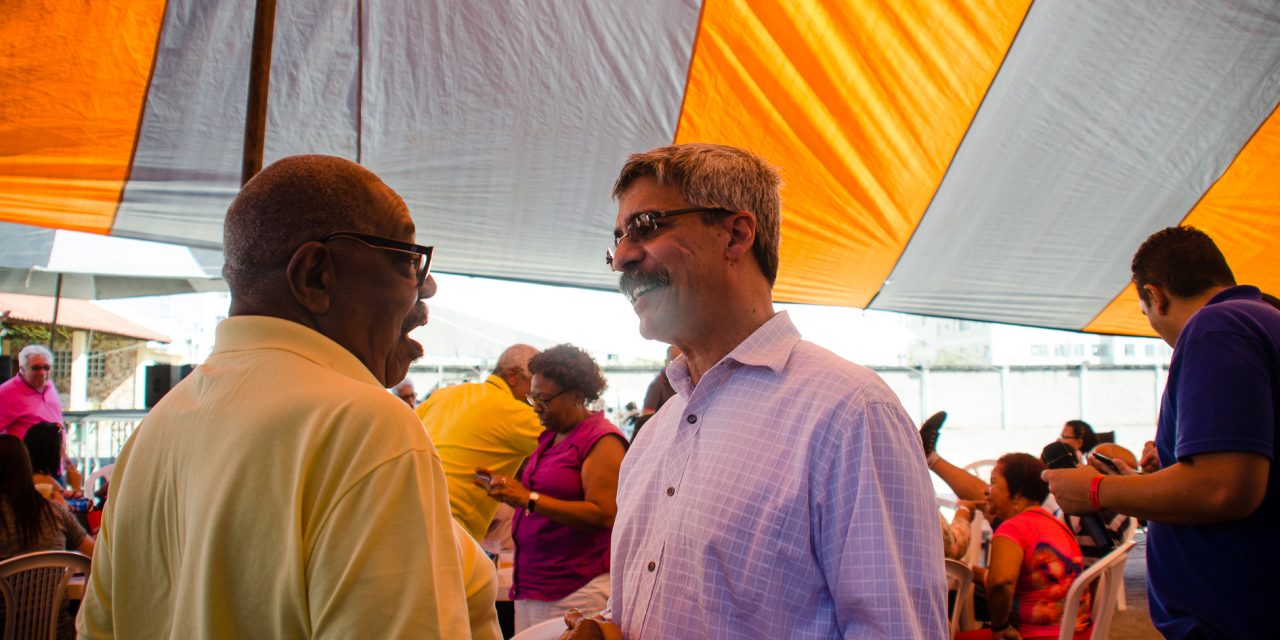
[1058,539,1135,640]
[943,559,972,638]
[85,464,114,495]
[511,616,568,640]
[962,459,998,480]
[0,550,92,640]
[1114,517,1139,611]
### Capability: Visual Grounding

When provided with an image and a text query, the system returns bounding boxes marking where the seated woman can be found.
[23,421,83,499]
[921,412,1129,565]
[960,453,1090,640]
[0,434,93,560]
[1058,419,1099,457]
[0,434,94,638]
[476,344,627,633]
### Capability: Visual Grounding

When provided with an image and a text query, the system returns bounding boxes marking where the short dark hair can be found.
[223,155,390,300]
[528,344,607,403]
[1065,419,1099,453]
[1132,226,1235,305]
[997,452,1049,503]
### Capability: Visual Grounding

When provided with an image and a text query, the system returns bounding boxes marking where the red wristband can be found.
[1089,474,1105,511]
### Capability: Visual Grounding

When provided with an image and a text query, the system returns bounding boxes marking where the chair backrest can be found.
[510,616,568,640]
[944,559,972,638]
[1058,539,1135,640]
[0,551,92,640]
[962,459,998,480]
[85,464,114,495]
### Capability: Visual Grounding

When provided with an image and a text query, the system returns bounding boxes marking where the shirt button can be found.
[686,414,697,424]
[647,561,656,572]
[666,486,675,496]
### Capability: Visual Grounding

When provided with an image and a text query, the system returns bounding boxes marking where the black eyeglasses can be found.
[605,207,734,268]
[526,388,570,409]
[321,232,434,286]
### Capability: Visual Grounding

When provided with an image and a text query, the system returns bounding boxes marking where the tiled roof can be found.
[0,293,169,342]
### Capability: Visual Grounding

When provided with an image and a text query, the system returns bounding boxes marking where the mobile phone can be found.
[475,471,492,488]
[1091,453,1122,474]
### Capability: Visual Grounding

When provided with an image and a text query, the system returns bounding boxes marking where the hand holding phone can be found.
[474,471,492,489]
[1090,452,1123,475]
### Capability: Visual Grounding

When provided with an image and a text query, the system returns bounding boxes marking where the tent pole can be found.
[241,0,278,186]
[48,273,63,352]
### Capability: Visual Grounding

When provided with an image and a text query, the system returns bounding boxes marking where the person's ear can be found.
[724,210,757,262]
[286,242,334,314]
[1144,284,1170,315]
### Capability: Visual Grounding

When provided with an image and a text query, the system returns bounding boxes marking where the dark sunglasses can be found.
[321,232,434,286]
[605,207,734,269]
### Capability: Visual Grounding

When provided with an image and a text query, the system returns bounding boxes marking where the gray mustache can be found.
[618,270,669,304]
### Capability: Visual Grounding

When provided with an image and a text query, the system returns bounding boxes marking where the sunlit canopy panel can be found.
[0,1,167,234]
[676,0,1030,307]
[1,0,1277,335]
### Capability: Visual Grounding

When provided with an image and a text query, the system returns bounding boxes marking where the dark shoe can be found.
[919,411,947,455]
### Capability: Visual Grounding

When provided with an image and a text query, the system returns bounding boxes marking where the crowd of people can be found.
[0,143,1274,640]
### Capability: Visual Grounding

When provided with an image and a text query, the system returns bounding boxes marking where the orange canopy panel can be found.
[678,0,1030,307]
[0,1,166,234]
[0,1,1277,335]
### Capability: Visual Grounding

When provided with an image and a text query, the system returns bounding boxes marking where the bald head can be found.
[223,155,408,303]
[493,344,538,400]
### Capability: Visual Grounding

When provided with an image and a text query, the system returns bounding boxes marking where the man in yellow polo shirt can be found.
[79,155,496,639]
[418,344,543,542]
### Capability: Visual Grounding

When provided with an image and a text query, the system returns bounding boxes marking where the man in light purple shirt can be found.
[564,144,946,639]
[0,344,64,440]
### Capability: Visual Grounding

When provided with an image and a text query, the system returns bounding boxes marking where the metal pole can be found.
[47,273,63,351]
[241,0,278,186]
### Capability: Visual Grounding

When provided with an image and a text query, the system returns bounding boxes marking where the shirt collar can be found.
[212,315,383,388]
[486,374,512,394]
[1206,284,1261,306]
[667,310,801,387]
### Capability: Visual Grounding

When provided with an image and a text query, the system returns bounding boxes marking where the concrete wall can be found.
[410,362,1169,434]
[879,365,1166,432]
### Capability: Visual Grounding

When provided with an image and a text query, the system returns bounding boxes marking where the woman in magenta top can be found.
[478,344,627,633]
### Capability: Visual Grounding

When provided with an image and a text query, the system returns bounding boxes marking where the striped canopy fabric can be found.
[2,0,1277,335]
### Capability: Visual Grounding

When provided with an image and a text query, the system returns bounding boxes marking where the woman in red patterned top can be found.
[962,453,1091,640]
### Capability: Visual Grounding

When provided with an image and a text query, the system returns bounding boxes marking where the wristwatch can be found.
[526,491,541,514]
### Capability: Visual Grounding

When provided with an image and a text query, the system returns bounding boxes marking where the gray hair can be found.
[18,344,53,368]
[612,143,782,285]
[492,344,538,381]
[222,155,392,300]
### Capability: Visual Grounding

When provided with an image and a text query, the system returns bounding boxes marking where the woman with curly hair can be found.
[477,344,627,632]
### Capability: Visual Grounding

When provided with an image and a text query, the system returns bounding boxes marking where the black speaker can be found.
[0,356,13,380]
[145,364,196,408]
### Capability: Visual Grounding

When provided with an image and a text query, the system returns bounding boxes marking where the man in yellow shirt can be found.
[418,344,543,542]
[78,155,497,639]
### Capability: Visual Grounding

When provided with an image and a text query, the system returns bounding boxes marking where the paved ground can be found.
[1109,529,1162,639]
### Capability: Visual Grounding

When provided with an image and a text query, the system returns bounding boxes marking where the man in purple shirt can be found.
[1045,226,1279,638]
[0,344,64,439]
[565,143,947,639]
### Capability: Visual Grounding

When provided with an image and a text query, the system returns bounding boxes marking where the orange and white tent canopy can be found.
[2,1,1277,335]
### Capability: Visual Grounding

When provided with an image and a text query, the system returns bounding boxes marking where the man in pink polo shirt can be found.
[0,344,63,439]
